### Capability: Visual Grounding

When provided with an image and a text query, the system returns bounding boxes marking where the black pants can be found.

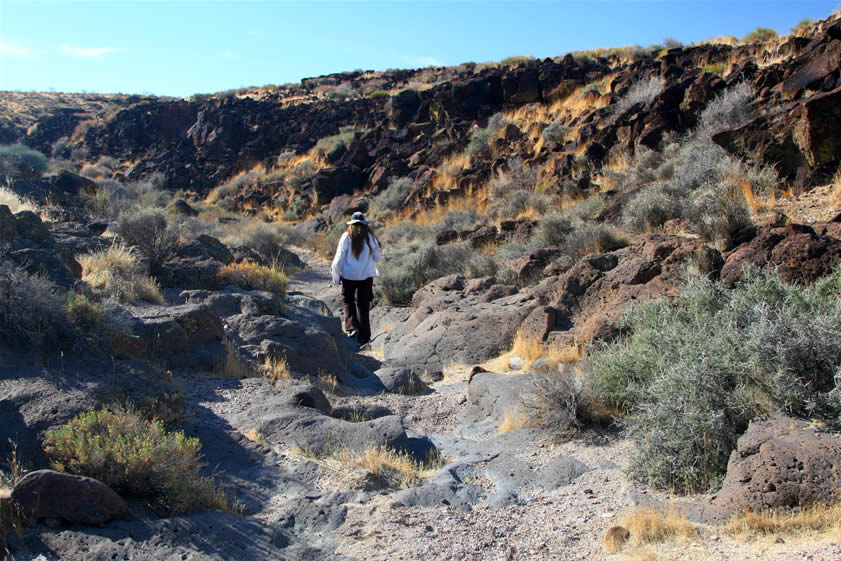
[341,277,373,344]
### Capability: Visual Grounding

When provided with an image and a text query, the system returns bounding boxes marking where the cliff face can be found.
[3,16,841,213]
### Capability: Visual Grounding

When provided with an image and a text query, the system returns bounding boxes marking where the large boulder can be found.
[721,223,841,286]
[12,470,127,526]
[176,289,352,377]
[705,414,841,521]
[158,235,233,290]
[377,275,530,378]
[110,303,226,371]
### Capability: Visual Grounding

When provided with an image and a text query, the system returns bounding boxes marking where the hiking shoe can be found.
[358,343,371,352]
[346,329,358,338]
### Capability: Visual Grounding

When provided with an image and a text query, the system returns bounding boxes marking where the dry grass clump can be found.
[0,185,38,214]
[214,338,252,378]
[218,260,288,296]
[331,445,443,489]
[621,507,697,547]
[485,330,582,373]
[65,292,104,328]
[497,409,534,434]
[78,243,163,303]
[264,354,291,383]
[44,407,234,515]
[726,503,841,541]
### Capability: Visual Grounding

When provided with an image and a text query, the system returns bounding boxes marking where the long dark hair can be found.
[348,223,379,258]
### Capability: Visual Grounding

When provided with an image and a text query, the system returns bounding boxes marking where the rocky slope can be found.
[2,12,841,561]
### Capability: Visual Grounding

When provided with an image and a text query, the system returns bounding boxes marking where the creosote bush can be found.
[218,260,288,296]
[44,407,230,514]
[615,75,665,115]
[591,266,841,492]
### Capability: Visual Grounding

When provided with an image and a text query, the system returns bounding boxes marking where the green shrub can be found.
[0,261,72,346]
[591,267,841,492]
[741,26,778,44]
[314,126,357,157]
[0,144,48,176]
[489,156,538,197]
[500,55,535,67]
[44,408,230,514]
[114,208,180,272]
[66,293,103,328]
[466,128,494,160]
[368,90,390,99]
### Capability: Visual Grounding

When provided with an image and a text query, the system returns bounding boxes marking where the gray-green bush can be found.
[0,144,48,176]
[0,261,72,346]
[371,177,413,215]
[591,266,841,492]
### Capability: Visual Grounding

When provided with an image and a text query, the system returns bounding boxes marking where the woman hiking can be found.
[331,212,382,346]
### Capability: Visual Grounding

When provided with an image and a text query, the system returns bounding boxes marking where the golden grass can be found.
[218,260,288,296]
[242,428,268,446]
[725,503,841,541]
[431,152,473,191]
[497,409,535,434]
[331,445,444,489]
[264,354,291,383]
[739,180,777,214]
[622,507,697,547]
[832,173,841,208]
[483,330,583,374]
[78,243,163,304]
[215,339,252,378]
[397,194,487,228]
[0,186,38,214]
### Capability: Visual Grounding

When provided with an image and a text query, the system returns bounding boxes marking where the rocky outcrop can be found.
[376,275,530,378]
[12,470,127,527]
[721,223,841,286]
[530,233,723,344]
[704,414,841,521]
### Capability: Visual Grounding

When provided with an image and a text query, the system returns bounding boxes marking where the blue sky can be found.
[0,0,837,97]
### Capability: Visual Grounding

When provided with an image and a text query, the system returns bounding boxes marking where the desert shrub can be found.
[114,208,180,272]
[44,407,229,514]
[697,81,754,137]
[224,220,284,262]
[741,26,778,44]
[325,84,359,100]
[218,261,287,296]
[368,90,390,99]
[78,243,163,303]
[523,366,599,437]
[66,293,103,328]
[532,212,573,246]
[489,156,538,197]
[615,76,665,115]
[791,18,816,36]
[620,84,757,242]
[466,128,494,160]
[380,221,433,246]
[591,267,841,492]
[438,209,478,232]
[542,121,568,144]
[663,37,683,49]
[371,176,413,215]
[500,55,535,67]
[378,240,480,305]
[562,223,627,258]
[0,144,48,176]
[314,126,357,157]
[287,160,317,189]
[0,261,72,346]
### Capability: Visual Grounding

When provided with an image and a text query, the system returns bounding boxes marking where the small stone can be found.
[425,525,433,532]
[441,498,450,505]
[508,356,524,370]
[601,512,615,518]
[775,536,785,544]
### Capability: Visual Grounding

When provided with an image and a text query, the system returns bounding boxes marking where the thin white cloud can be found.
[404,55,445,68]
[0,41,30,57]
[59,44,119,57]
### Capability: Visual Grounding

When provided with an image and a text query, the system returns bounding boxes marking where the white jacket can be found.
[331,232,382,284]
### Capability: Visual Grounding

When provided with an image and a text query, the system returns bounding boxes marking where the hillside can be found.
[1,13,841,561]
